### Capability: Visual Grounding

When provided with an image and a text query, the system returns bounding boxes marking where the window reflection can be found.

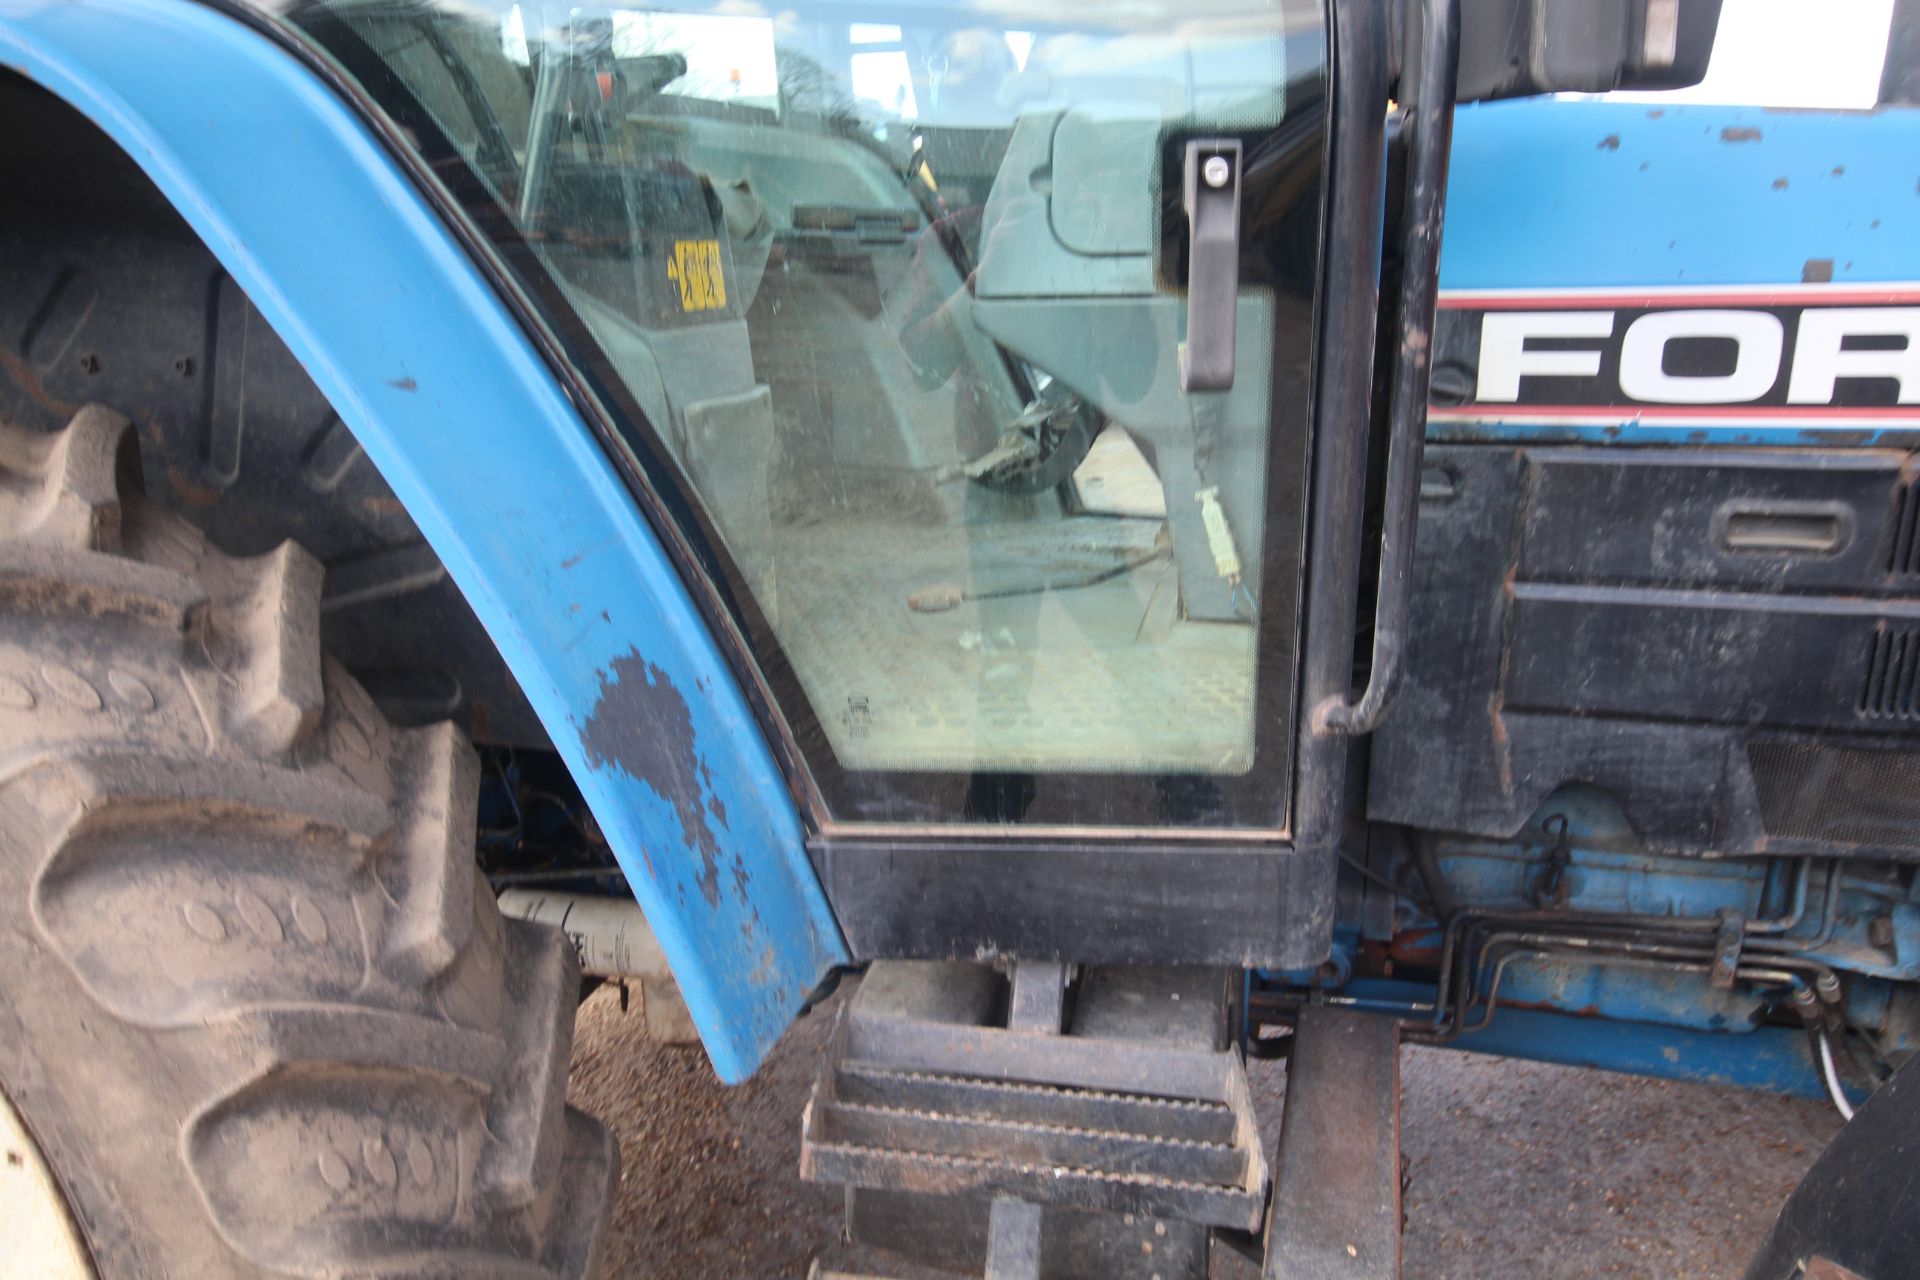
[297,0,1324,825]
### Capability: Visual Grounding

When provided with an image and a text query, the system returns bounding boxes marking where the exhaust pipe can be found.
[497,889,699,1044]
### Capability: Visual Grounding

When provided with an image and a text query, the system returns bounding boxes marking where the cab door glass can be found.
[287,0,1327,828]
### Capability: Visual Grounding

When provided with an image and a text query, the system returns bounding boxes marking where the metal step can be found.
[1262,1003,1403,1279]
[800,1000,1269,1234]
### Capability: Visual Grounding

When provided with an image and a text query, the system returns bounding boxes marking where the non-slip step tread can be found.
[804,1008,1268,1234]
[801,1139,1265,1232]
[815,1099,1249,1185]
[835,1064,1238,1144]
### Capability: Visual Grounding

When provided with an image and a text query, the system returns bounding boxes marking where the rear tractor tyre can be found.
[0,405,616,1277]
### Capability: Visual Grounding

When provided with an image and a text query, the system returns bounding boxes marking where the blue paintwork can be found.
[1339,979,1846,1100]
[1485,954,1765,1034]
[1445,100,1920,290]
[1434,786,1779,925]
[1262,924,1360,989]
[1847,979,1920,1057]
[1253,967,1853,1098]
[0,0,847,1082]
[1414,790,1920,1037]
[1431,788,1920,984]
[1439,98,1920,446]
[1279,787,1916,1080]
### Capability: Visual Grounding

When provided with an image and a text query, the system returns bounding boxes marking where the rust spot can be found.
[1831,165,1846,177]
[387,376,418,392]
[166,464,222,508]
[580,649,726,908]
[1597,134,1621,151]
[1802,258,1835,283]
[1721,126,1763,143]
[1385,933,1442,966]
[1773,177,1790,190]
[1809,428,1872,446]
[1646,109,1664,119]
[1501,997,1605,1019]
[1488,695,1511,747]
[0,349,77,418]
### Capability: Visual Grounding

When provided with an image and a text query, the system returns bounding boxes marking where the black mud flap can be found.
[1745,1055,1920,1280]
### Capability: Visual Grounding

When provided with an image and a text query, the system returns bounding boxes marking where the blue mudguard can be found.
[0,0,847,1082]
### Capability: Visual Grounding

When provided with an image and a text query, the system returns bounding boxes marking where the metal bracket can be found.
[1006,960,1069,1034]
[1529,813,1573,910]
[985,1198,1044,1280]
[1711,910,1746,990]
[987,962,1068,1280]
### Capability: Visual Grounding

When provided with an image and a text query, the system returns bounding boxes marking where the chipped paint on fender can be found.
[581,651,730,909]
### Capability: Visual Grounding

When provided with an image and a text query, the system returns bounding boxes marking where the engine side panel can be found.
[1373,443,1920,852]
[1373,98,1920,855]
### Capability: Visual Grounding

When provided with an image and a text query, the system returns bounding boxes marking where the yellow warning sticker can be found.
[666,239,727,313]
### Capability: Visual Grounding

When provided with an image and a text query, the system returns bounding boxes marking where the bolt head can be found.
[1202,155,1232,189]
[1870,915,1896,949]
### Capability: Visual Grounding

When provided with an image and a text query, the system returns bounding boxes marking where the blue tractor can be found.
[0,0,1915,1274]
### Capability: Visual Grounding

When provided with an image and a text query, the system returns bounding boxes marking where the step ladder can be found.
[800,961,1267,1280]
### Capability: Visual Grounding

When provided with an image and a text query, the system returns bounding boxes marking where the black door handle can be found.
[1180,139,1242,393]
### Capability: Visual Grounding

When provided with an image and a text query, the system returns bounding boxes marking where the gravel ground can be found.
[567,981,1840,1280]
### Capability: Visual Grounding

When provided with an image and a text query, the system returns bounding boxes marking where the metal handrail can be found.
[1319,0,1462,735]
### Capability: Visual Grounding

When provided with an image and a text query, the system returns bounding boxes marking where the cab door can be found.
[288,0,1335,961]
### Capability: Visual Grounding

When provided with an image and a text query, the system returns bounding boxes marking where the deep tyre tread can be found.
[0,407,615,1278]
